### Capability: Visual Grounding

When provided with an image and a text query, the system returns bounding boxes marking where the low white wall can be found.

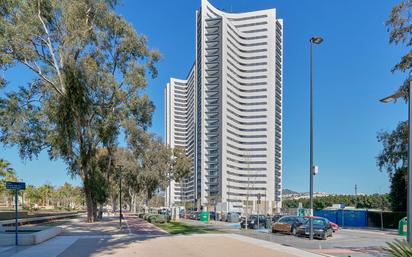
[0,226,62,246]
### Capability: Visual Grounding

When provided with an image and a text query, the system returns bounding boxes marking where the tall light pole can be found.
[309,36,323,240]
[380,81,412,243]
[245,152,251,230]
[168,154,176,211]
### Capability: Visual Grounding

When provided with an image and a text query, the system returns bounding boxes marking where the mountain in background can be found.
[282,189,300,195]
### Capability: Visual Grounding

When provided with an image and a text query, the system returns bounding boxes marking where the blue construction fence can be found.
[314,209,368,227]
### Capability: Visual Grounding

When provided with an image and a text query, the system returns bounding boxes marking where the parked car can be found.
[329,221,339,232]
[272,214,284,223]
[186,210,195,219]
[304,216,339,232]
[158,208,169,215]
[297,217,333,240]
[272,215,305,235]
[189,211,199,220]
[178,209,183,218]
[226,212,240,223]
[240,215,267,229]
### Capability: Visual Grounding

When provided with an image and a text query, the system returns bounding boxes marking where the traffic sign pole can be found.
[15,189,18,246]
[6,181,26,246]
[257,193,261,230]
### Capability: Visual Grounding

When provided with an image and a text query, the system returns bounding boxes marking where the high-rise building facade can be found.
[165,0,283,214]
[164,65,196,207]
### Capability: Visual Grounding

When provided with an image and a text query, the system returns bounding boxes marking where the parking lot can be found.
[180,219,405,257]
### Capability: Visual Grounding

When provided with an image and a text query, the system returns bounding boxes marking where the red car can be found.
[304,216,339,232]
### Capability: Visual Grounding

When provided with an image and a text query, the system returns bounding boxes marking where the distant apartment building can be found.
[165,0,283,214]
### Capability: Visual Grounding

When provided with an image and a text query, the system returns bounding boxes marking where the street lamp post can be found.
[119,174,122,228]
[309,36,323,240]
[168,155,176,217]
[168,171,172,209]
[245,152,251,230]
[380,81,412,243]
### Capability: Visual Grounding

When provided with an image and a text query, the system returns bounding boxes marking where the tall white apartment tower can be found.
[165,0,283,214]
[164,65,196,207]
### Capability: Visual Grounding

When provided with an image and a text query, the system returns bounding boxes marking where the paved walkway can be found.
[123,214,168,237]
[0,214,325,257]
[59,216,127,236]
[57,234,323,257]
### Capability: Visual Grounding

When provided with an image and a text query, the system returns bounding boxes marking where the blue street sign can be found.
[5,181,26,190]
[5,181,25,246]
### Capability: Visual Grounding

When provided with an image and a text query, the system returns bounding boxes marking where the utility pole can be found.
[257,193,261,229]
[245,152,250,230]
[118,168,123,229]
[355,184,358,208]
[168,155,175,210]
[168,171,172,209]
[308,36,323,240]
[245,174,250,230]
[227,178,230,214]
[381,196,384,230]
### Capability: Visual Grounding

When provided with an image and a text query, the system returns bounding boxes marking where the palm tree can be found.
[39,184,54,207]
[0,159,18,207]
[0,159,17,181]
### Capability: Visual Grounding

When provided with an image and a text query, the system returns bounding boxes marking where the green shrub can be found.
[146,214,155,222]
[147,214,167,224]
[143,214,152,220]
[387,239,412,257]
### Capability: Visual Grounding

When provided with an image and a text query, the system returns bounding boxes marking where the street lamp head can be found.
[379,90,404,103]
[310,36,324,44]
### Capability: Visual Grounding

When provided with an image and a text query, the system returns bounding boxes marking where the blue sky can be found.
[1,0,408,194]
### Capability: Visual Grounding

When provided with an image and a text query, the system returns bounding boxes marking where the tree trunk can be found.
[112,196,116,212]
[84,175,95,223]
[132,193,137,213]
[93,200,98,221]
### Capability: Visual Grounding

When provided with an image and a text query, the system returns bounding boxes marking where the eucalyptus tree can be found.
[107,147,138,212]
[171,147,192,183]
[126,131,171,204]
[126,130,193,208]
[0,0,159,221]
[375,0,412,211]
[171,147,192,206]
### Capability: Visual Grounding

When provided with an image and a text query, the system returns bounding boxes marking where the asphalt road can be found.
[181,219,405,257]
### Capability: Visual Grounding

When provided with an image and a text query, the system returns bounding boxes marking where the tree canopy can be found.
[283,194,390,210]
[375,0,412,212]
[0,0,160,222]
[0,158,17,194]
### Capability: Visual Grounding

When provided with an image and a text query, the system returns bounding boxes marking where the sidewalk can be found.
[0,214,326,257]
[123,214,168,237]
[59,215,127,236]
[56,233,324,257]
[0,214,128,257]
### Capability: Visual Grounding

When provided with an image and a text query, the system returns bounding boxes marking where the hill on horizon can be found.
[282,189,300,195]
